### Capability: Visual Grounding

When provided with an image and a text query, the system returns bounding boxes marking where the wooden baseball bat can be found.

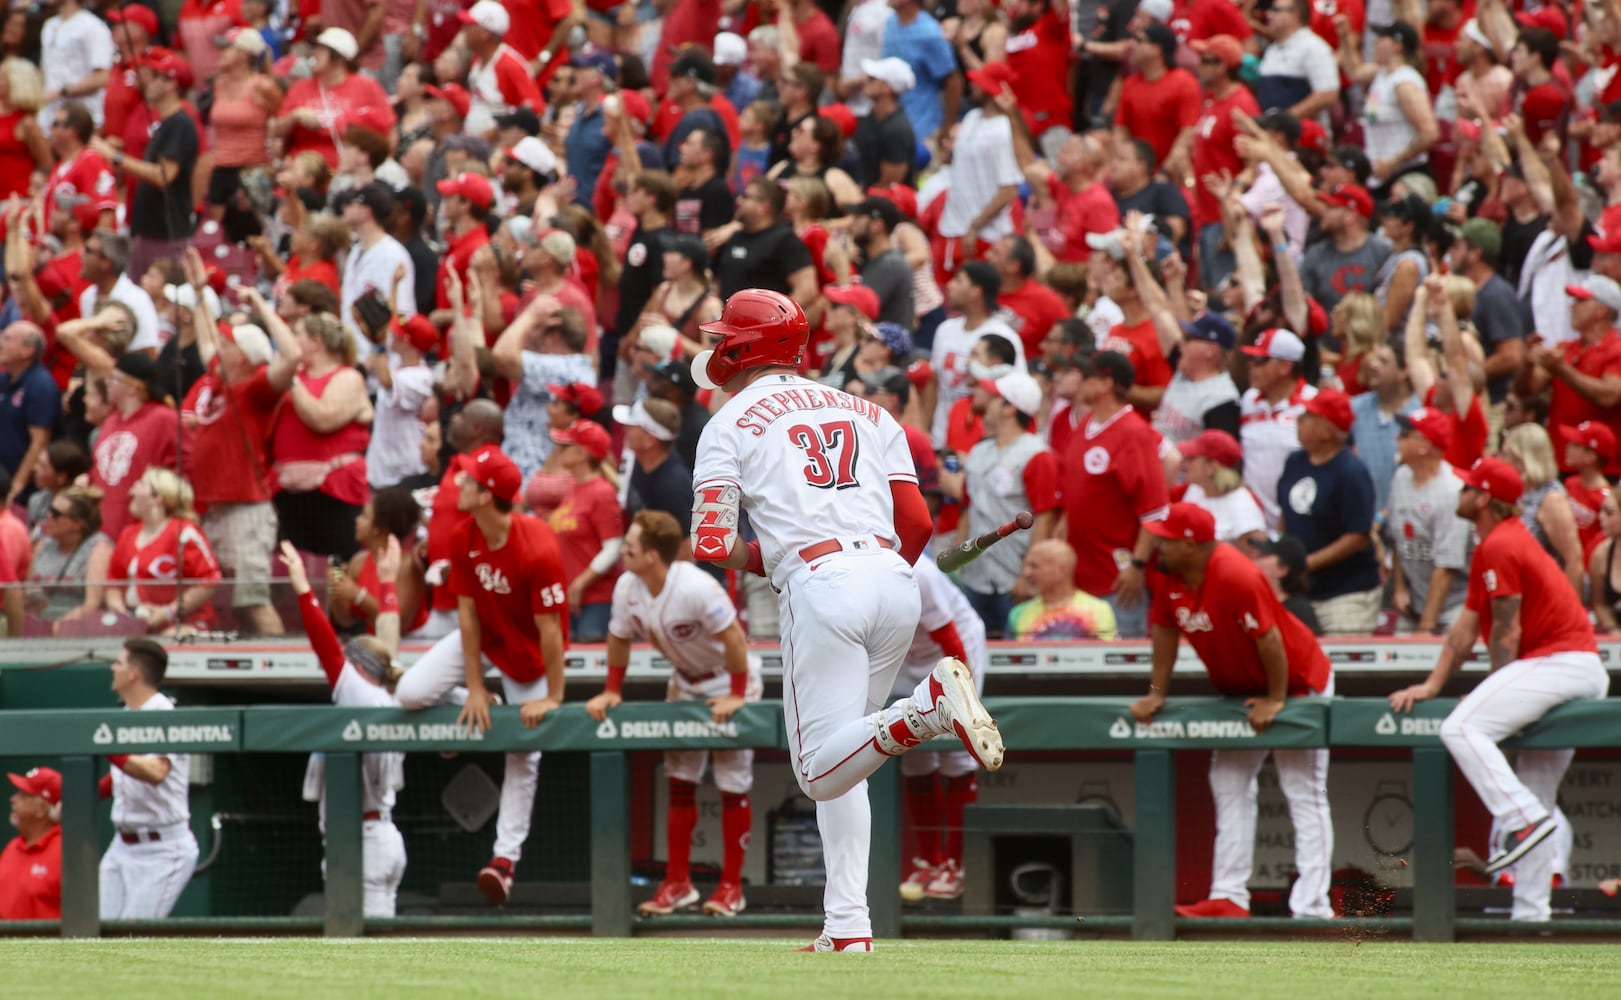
[936,511,1035,574]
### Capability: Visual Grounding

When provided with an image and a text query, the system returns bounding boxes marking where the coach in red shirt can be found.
[1132,502,1334,920]
[1059,351,1169,638]
[1390,458,1608,922]
[1,767,62,920]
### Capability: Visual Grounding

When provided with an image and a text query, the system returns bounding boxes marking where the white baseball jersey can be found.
[905,557,986,667]
[608,561,759,680]
[111,693,190,830]
[928,316,1026,448]
[1240,381,1317,528]
[308,664,404,825]
[693,373,919,590]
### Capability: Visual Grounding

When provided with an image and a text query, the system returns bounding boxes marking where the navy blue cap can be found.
[1180,312,1237,350]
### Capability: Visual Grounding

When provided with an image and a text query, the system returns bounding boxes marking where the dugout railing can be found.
[2,697,1619,941]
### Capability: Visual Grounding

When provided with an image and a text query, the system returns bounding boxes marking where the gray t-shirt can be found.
[1301,234,1392,312]
[863,248,916,331]
[1153,371,1241,449]
[1387,463,1471,618]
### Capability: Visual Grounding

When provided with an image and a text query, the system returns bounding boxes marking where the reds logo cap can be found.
[1558,421,1618,461]
[1240,328,1305,363]
[1144,503,1216,544]
[1303,388,1355,434]
[1458,457,1524,505]
[8,766,62,805]
[1396,406,1453,452]
[469,450,522,502]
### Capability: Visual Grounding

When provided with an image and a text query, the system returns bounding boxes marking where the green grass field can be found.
[8,939,1621,1000]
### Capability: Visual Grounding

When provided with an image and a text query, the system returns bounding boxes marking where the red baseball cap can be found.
[967,61,1018,96]
[820,103,858,138]
[71,198,103,234]
[424,83,472,120]
[436,172,495,209]
[550,419,612,462]
[108,5,160,36]
[546,381,605,416]
[1457,457,1524,504]
[1297,119,1328,156]
[1516,6,1567,38]
[8,766,62,805]
[824,283,881,321]
[1304,388,1354,433]
[1179,429,1243,468]
[1320,183,1374,218]
[1559,420,1618,461]
[867,184,917,220]
[345,104,394,136]
[1241,327,1306,362]
[1191,35,1244,70]
[1589,230,1621,255]
[1396,406,1453,451]
[140,47,196,91]
[465,449,522,501]
[1144,503,1217,544]
[617,89,652,127]
[390,314,440,355]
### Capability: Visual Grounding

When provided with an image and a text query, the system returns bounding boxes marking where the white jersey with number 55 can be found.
[693,373,919,590]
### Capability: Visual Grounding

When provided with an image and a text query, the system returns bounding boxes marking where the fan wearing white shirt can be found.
[338,182,416,360]
[40,0,114,126]
[78,232,160,353]
[1179,429,1268,553]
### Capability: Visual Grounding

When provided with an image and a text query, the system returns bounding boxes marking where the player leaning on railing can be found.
[281,539,408,917]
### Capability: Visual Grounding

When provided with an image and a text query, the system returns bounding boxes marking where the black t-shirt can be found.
[616,223,672,339]
[675,176,735,237]
[675,400,709,472]
[129,110,199,240]
[714,222,813,299]
[1500,212,1549,289]
[664,108,732,173]
[854,108,916,187]
[770,110,814,169]
[627,452,695,532]
[1115,180,1191,255]
[404,234,438,325]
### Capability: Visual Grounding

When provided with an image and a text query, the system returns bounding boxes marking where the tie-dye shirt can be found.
[1007,592,1118,641]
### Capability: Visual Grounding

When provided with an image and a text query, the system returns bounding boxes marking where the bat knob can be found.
[1015,511,1034,530]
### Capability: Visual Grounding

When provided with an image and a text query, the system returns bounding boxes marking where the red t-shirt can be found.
[0,825,61,920]
[181,365,280,506]
[1151,542,1332,695]
[1045,173,1119,264]
[651,0,723,94]
[103,59,143,147]
[1467,517,1597,659]
[1114,68,1202,167]
[1006,8,1072,135]
[357,548,431,635]
[1308,0,1365,54]
[1423,20,1466,98]
[1549,331,1621,473]
[548,475,622,607]
[279,73,396,168]
[504,0,573,62]
[437,225,492,312]
[998,279,1070,357]
[1061,406,1170,596]
[1564,475,1611,556]
[273,254,342,302]
[1170,0,1252,43]
[1100,317,1174,408]
[795,9,842,74]
[487,47,545,114]
[44,149,117,234]
[448,512,569,683]
[109,518,223,623]
[1191,85,1260,228]
[1423,385,1489,472]
[427,443,500,612]
[92,402,181,542]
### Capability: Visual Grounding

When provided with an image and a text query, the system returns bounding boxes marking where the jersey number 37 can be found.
[789,420,861,490]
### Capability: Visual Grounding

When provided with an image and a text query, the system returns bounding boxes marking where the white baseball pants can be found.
[395,630,548,864]
[319,818,408,917]
[663,669,765,794]
[1440,650,1608,921]
[779,549,921,939]
[100,824,198,919]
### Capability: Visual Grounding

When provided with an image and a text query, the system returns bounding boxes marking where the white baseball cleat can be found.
[928,657,1003,771]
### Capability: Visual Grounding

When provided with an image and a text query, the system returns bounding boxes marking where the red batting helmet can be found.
[694,289,808,390]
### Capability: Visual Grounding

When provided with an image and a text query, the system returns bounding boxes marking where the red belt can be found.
[119,830,162,844]
[683,670,722,683]
[799,536,894,563]
[363,811,382,821]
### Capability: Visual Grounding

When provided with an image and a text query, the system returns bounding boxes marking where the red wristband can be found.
[729,670,748,697]
[605,665,627,694]
[107,754,130,770]
[376,582,399,615]
[743,540,765,577]
[98,773,114,800]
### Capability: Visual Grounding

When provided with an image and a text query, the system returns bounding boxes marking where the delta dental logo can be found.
[339,719,484,742]
[594,717,740,740]
[92,722,234,745]
[1375,713,1444,737]
[1108,717,1257,739]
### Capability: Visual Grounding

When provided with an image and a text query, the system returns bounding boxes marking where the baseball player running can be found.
[586,510,763,918]
[1390,458,1609,921]
[1131,503,1335,919]
[394,448,569,906]
[99,638,198,919]
[895,555,988,903]
[282,539,408,917]
[689,289,1004,953]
